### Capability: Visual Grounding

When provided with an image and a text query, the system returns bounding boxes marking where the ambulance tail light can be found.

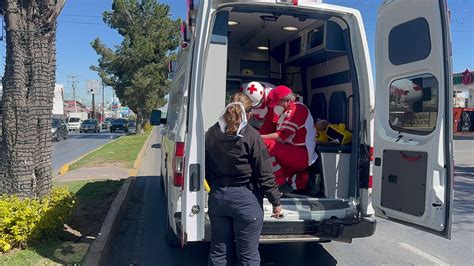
[180,22,190,42]
[173,142,185,187]
[368,147,374,189]
[186,0,198,31]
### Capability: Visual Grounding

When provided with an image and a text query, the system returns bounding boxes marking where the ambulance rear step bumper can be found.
[260,217,376,242]
[175,214,376,243]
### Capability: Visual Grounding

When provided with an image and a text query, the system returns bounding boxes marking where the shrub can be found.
[0,188,75,253]
[143,123,152,132]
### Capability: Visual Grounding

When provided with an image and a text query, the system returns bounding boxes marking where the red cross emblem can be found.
[247,84,257,94]
[462,69,472,85]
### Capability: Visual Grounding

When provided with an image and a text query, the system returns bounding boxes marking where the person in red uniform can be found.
[242,81,278,134]
[261,85,318,190]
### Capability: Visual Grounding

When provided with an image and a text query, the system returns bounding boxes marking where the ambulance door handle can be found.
[189,163,201,192]
[375,157,381,166]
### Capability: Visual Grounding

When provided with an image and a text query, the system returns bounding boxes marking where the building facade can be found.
[453,69,474,108]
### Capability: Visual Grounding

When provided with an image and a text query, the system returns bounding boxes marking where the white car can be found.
[127,121,137,134]
[67,117,82,131]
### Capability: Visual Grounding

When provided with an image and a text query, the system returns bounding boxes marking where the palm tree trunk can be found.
[31,14,58,197]
[1,0,65,198]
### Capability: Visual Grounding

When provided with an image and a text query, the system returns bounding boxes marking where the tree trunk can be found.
[0,0,65,198]
[143,110,150,125]
[136,110,144,134]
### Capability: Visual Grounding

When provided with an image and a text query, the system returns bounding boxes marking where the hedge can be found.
[0,188,76,253]
[143,123,153,132]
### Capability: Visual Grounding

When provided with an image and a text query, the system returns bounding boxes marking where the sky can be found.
[0,0,472,107]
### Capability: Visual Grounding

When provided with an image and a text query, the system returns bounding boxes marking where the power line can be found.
[58,20,106,26]
[57,67,88,82]
[61,14,103,18]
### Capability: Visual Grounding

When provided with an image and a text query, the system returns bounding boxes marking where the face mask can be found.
[273,105,285,116]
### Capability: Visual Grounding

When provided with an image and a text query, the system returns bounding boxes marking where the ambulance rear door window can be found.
[389,73,439,135]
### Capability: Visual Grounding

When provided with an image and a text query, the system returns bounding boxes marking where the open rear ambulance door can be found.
[181,0,212,245]
[372,0,453,238]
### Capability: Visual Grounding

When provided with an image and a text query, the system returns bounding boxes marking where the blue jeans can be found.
[208,186,264,266]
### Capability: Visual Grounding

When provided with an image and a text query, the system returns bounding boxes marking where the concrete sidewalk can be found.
[54,166,131,182]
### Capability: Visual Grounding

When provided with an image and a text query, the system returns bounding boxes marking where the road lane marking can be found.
[398,242,448,265]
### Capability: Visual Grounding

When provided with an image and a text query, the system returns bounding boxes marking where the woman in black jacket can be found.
[206,93,282,266]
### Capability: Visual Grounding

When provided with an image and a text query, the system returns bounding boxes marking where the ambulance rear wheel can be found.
[165,208,180,247]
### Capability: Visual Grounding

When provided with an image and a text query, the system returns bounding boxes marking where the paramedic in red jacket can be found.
[242,81,278,134]
[261,85,318,190]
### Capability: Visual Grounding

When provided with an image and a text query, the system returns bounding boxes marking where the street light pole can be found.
[102,82,105,121]
[92,93,95,120]
[67,75,78,112]
[112,89,116,118]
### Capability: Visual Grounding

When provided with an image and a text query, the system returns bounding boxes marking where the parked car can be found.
[110,118,128,133]
[51,118,68,141]
[127,120,137,134]
[80,119,100,133]
[102,117,113,129]
[67,117,82,131]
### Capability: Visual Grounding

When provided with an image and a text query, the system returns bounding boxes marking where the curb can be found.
[128,130,153,177]
[83,129,155,265]
[454,133,474,137]
[57,135,124,177]
[83,176,136,266]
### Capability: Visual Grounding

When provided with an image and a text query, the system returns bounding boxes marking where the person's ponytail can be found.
[223,104,243,135]
[222,92,253,135]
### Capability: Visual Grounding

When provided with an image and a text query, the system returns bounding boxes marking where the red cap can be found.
[267,85,292,108]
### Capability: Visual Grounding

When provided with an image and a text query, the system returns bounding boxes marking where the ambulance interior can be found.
[203,8,361,214]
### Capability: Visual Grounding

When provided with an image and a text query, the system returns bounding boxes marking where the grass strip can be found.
[69,133,149,170]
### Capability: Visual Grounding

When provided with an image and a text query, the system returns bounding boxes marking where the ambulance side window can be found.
[389,74,439,135]
[166,73,186,132]
[389,17,431,65]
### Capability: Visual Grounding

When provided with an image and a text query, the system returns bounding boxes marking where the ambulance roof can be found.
[212,0,361,17]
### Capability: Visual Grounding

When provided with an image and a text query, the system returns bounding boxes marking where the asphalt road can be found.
[51,130,124,174]
[108,131,474,265]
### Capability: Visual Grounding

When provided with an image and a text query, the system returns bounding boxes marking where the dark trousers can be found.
[208,186,264,266]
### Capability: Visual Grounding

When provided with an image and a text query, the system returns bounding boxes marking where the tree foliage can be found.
[91,0,180,128]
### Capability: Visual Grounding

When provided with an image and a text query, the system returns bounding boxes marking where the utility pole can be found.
[92,94,95,119]
[67,75,78,112]
[112,89,116,118]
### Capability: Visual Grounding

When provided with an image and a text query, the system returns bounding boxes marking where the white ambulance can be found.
[150,0,453,247]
